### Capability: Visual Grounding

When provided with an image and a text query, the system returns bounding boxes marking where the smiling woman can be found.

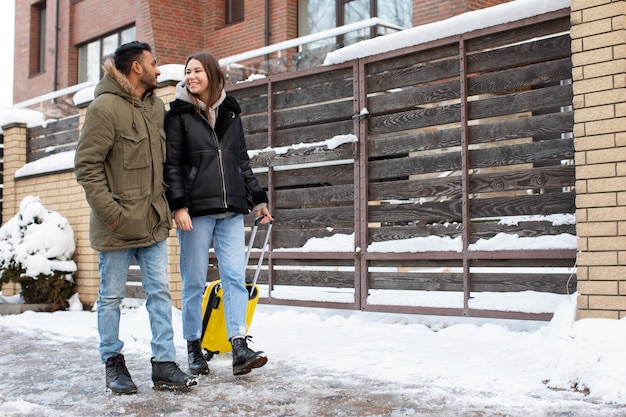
[0,0,15,107]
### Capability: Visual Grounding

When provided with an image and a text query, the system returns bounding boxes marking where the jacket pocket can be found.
[159,129,166,160]
[185,166,198,195]
[121,134,150,169]
[111,187,151,240]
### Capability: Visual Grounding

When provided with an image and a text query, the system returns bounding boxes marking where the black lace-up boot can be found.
[105,354,137,395]
[151,358,198,390]
[187,339,209,375]
[231,336,268,375]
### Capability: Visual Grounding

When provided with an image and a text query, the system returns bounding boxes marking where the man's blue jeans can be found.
[178,213,249,341]
[97,240,176,363]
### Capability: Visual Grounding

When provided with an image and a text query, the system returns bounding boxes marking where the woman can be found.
[164,52,272,376]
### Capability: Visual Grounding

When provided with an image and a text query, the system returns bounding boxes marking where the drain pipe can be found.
[264,0,270,73]
[54,0,60,94]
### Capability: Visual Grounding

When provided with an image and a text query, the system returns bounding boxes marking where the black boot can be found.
[231,336,268,376]
[151,358,198,390]
[105,354,137,395]
[187,339,209,375]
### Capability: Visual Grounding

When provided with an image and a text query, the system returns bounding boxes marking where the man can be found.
[75,41,197,394]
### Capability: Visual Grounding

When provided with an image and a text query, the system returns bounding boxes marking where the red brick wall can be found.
[14,0,56,104]
[56,0,71,95]
[70,0,137,46]
[207,0,266,59]
[148,0,206,67]
[204,0,296,60]
[13,0,511,104]
[270,0,299,48]
[413,0,512,27]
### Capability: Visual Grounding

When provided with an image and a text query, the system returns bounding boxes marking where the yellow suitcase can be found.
[200,218,272,359]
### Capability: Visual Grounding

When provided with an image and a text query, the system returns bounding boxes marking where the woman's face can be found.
[185,58,209,97]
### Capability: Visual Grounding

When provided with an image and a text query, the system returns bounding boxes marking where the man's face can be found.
[138,50,161,93]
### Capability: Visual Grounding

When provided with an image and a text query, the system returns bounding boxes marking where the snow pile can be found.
[547,316,626,402]
[0,107,45,132]
[15,150,76,178]
[247,134,358,159]
[0,196,77,279]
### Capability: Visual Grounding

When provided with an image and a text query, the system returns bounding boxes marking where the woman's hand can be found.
[174,208,193,231]
[255,205,273,224]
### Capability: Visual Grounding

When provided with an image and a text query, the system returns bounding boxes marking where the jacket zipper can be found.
[200,113,228,209]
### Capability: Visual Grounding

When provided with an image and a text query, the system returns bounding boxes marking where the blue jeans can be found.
[178,213,248,341]
[97,240,176,363]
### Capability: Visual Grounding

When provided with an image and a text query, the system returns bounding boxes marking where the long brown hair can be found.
[185,52,225,109]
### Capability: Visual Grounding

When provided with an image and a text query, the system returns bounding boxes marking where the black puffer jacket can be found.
[164,89,268,217]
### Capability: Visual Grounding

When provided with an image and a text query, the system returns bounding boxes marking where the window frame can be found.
[30,1,47,76]
[77,26,136,84]
[299,0,410,49]
[226,0,244,25]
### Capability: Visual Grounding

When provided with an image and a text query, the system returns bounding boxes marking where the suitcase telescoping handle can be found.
[245,216,273,287]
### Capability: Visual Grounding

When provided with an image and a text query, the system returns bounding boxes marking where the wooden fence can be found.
[231,8,575,320]
[26,115,79,163]
[23,8,575,320]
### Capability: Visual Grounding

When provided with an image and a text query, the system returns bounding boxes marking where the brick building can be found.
[13,0,511,113]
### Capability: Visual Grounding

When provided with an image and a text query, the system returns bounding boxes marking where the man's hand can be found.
[107,217,118,230]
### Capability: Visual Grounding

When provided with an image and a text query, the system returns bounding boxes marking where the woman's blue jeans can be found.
[97,240,176,363]
[178,213,249,341]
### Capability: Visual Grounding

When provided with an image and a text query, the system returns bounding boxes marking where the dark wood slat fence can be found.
[27,116,79,163]
[231,9,575,320]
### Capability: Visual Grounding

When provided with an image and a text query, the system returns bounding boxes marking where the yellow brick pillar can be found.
[157,82,183,308]
[0,122,27,297]
[572,0,626,319]
[70,106,101,309]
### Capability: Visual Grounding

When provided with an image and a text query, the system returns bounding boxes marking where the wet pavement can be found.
[0,327,442,417]
[1,325,624,417]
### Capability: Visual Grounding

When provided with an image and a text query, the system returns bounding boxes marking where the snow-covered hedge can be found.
[0,196,77,309]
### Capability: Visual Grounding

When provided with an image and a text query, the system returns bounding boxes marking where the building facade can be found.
[13,0,511,113]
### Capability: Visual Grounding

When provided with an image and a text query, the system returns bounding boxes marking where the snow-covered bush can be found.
[0,196,77,309]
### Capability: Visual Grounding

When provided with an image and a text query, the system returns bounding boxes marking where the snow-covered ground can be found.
[0,295,625,416]
[3,1,624,415]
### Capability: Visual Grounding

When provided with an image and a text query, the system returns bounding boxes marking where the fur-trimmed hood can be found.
[173,81,227,128]
[169,81,240,118]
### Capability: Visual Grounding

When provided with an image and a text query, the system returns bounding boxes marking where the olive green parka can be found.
[74,58,171,252]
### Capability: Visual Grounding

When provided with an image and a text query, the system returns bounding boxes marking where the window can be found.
[77,26,136,84]
[299,0,411,49]
[30,1,46,75]
[341,0,370,25]
[377,1,412,32]
[226,0,244,24]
